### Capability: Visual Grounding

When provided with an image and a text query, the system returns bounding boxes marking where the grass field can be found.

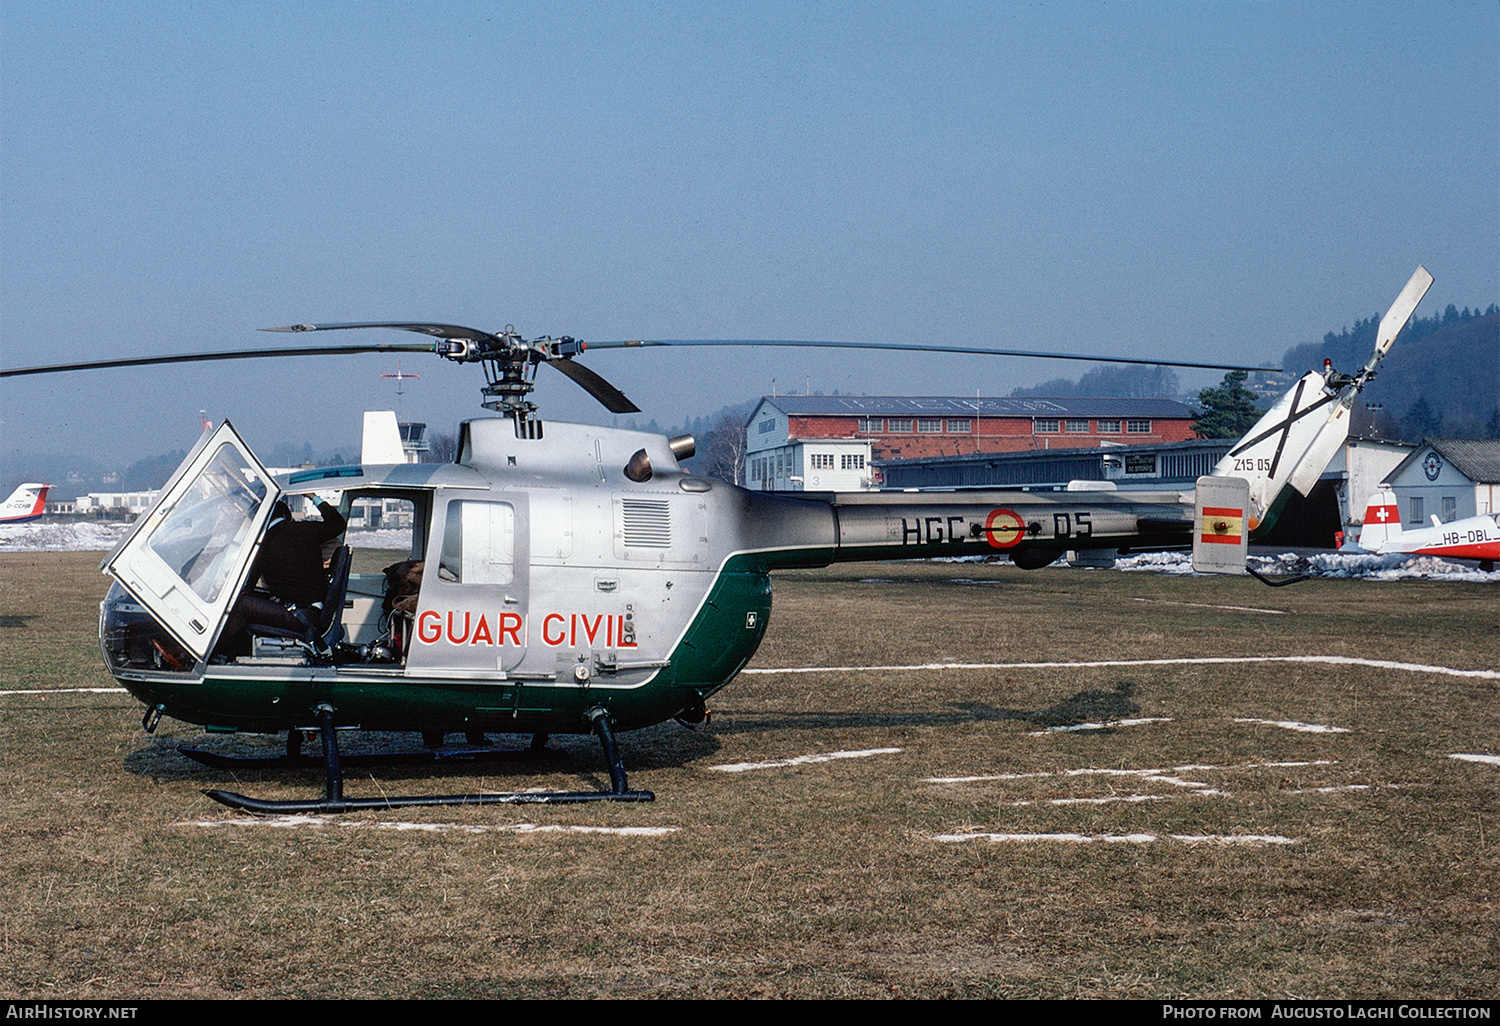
[1,551,1496,999]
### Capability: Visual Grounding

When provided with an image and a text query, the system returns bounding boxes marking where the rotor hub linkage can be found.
[448,330,588,419]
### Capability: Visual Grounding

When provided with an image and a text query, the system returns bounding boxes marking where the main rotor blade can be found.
[583,338,1281,374]
[545,357,640,414]
[0,342,439,379]
[262,322,506,344]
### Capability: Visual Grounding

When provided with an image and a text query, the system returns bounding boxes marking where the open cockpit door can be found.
[102,421,281,662]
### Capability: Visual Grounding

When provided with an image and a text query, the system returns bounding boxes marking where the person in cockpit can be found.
[217,496,346,655]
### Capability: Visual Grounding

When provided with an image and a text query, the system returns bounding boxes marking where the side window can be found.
[337,493,423,573]
[439,500,515,584]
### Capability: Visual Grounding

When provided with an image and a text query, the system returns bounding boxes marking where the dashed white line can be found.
[923,759,1335,786]
[1450,753,1500,766]
[1028,716,1171,734]
[1234,718,1350,734]
[932,832,1297,845]
[709,747,902,773]
[1130,598,1286,615]
[743,656,1500,680]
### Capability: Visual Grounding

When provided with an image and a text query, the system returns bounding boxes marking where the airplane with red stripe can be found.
[0,483,49,524]
[1354,488,1499,571]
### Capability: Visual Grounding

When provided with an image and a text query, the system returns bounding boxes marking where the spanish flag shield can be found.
[1199,506,1245,545]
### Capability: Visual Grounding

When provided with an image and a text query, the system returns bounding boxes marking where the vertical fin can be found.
[1357,489,1401,551]
[1210,267,1433,535]
[361,411,406,465]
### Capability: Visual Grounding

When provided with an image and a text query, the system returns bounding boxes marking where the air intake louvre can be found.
[620,498,671,547]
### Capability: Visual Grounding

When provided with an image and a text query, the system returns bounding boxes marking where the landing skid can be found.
[179,740,566,771]
[196,706,654,813]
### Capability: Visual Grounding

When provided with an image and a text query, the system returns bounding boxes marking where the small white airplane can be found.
[0,483,50,524]
[1354,489,1500,571]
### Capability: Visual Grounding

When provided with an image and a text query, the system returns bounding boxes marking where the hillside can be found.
[1275,306,1498,439]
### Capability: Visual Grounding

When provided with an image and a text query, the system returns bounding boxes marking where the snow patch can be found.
[1117,550,1500,582]
[0,521,411,552]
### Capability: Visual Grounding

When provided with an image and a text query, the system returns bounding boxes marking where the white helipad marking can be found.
[1006,793,1202,807]
[1028,716,1171,734]
[1450,754,1500,766]
[710,747,901,773]
[0,687,129,696]
[1130,598,1286,615]
[743,656,1500,680]
[1234,718,1350,734]
[924,759,1334,786]
[177,816,678,836]
[932,832,1297,845]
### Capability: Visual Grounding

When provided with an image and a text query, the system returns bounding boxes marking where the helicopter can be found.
[0,266,1432,813]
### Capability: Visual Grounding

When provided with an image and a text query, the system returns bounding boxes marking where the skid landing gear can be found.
[194,706,654,814]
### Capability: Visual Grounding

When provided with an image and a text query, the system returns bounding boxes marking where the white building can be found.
[1383,438,1500,524]
[744,400,873,491]
[73,491,159,514]
[1322,437,1415,528]
[745,437,874,492]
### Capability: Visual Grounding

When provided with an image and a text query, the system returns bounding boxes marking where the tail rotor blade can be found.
[1365,265,1433,378]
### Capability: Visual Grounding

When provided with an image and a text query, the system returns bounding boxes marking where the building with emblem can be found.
[1382,438,1500,524]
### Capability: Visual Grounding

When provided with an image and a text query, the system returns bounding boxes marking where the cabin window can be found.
[439,500,515,584]
[840,454,865,470]
[810,453,834,470]
[338,493,424,571]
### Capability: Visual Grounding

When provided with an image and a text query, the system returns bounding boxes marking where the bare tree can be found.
[426,431,458,463]
[698,412,748,484]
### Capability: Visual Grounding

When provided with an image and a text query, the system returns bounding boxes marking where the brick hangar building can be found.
[745,394,1198,491]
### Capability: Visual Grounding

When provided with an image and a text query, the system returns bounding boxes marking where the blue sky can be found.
[2,1,1495,471]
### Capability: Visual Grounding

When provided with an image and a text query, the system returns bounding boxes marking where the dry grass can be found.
[1,552,1496,999]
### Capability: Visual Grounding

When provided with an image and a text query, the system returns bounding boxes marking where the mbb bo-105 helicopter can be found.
[1,267,1432,813]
